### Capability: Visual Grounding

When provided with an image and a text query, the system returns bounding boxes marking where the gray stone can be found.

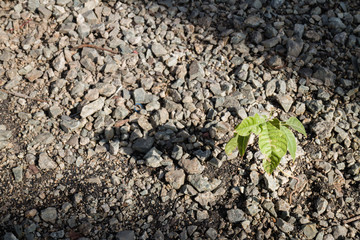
[59,23,77,34]
[195,191,216,207]
[294,24,305,38]
[316,198,328,214]
[52,53,66,72]
[171,145,183,160]
[116,230,135,240]
[38,5,52,19]
[227,209,246,223]
[264,174,279,192]
[265,79,277,97]
[271,0,285,9]
[262,200,277,217]
[267,55,283,68]
[277,218,294,233]
[187,174,221,192]
[188,61,204,80]
[312,121,334,139]
[179,158,205,174]
[38,152,57,170]
[83,10,98,24]
[109,140,120,155]
[50,230,65,239]
[60,115,81,132]
[246,203,260,216]
[165,169,185,189]
[277,94,293,112]
[0,130,12,141]
[41,207,57,223]
[80,57,96,72]
[132,137,154,153]
[96,83,116,97]
[81,98,105,118]
[262,37,280,48]
[313,67,336,87]
[49,106,63,118]
[3,232,18,240]
[306,100,323,114]
[323,234,335,240]
[133,88,148,104]
[28,0,40,12]
[244,16,265,28]
[287,38,303,58]
[205,228,217,240]
[144,147,163,168]
[12,166,23,182]
[151,43,167,57]
[332,225,347,239]
[328,17,346,32]
[78,23,91,39]
[71,81,86,98]
[303,223,318,239]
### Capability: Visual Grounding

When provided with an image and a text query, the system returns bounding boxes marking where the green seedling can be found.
[225,114,307,174]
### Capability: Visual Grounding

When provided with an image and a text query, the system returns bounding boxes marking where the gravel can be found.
[1,0,360,239]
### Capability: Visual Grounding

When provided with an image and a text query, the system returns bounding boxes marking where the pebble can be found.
[277,218,294,233]
[303,223,318,239]
[165,169,185,189]
[40,207,57,223]
[227,209,246,223]
[38,152,57,170]
[81,97,105,118]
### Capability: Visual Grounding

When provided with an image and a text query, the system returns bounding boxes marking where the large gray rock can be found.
[38,152,57,170]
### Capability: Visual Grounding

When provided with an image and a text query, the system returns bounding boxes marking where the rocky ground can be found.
[0,0,359,239]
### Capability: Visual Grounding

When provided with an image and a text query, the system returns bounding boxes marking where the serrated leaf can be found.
[238,134,250,157]
[235,114,266,136]
[280,125,297,160]
[259,122,287,173]
[286,117,307,137]
[225,134,239,155]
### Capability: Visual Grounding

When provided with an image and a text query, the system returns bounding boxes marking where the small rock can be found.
[132,137,154,153]
[195,191,216,207]
[187,174,221,192]
[316,198,328,215]
[179,157,205,174]
[80,97,105,118]
[38,152,57,170]
[312,67,336,87]
[41,207,57,223]
[60,115,81,132]
[52,53,66,72]
[165,169,185,189]
[312,121,334,139]
[287,38,303,58]
[227,209,246,223]
[303,223,318,239]
[205,228,217,240]
[277,218,294,233]
[151,43,167,57]
[3,233,18,240]
[188,61,204,80]
[264,174,279,192]
[144,147,163,168]
[12,166,23,182]
[116,230,135,240]
[332,225,347,239]
[277,94,294,112]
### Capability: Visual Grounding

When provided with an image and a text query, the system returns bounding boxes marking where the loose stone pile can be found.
[0,0,359,239]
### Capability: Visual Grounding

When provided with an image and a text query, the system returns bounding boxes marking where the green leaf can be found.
[235,114,266,136]
[269,118,281,129]
[263,155,282,174]
[225,134,239,155]
[280,125,297,160]
[286,117,307,137]
[258,122,287,173]
[238,134,250,157]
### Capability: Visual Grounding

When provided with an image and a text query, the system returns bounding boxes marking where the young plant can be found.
[225,114,307,174]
